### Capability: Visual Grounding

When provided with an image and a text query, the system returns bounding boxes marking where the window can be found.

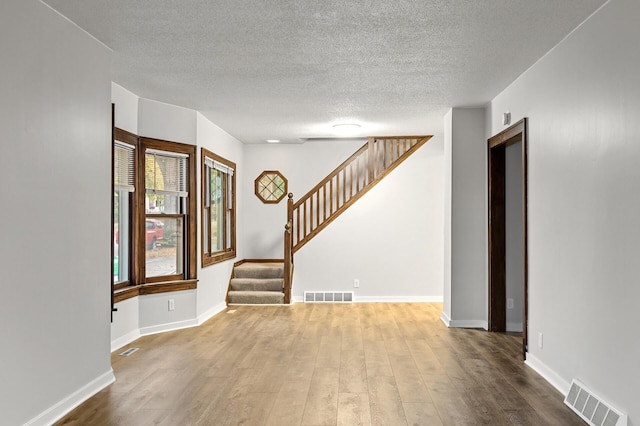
[113,129,137,287]
[201,148,236,266]
[255,170,287,203]
[140,139,197,283]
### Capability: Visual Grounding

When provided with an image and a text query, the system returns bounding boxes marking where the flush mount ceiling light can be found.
[332,123,361,135]
[266,139,280,143]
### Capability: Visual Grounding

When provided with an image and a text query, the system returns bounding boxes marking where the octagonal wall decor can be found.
[255,170,288,204]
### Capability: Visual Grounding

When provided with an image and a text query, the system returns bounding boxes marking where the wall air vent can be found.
[564,379,627,426]
[304,291,353,303]
[119,347,139,357]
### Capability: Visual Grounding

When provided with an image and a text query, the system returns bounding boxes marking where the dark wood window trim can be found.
[201,148,237,267]
[112,129,198,305]
[114,286,140,304]
[114,280,198,303]
[139,279,198,295]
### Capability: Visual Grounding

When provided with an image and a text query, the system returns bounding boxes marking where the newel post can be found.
[287,192,294,227]
[283,193,294,304]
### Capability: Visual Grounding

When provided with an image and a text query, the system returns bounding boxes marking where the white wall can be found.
[488,0,640,421]
[296,144,444,301]
[0,1,113,424]
[138,290,197,333]
[138,98,197,145]
[442,111,453,320]
[442,108,487,327]
[505,142,524,332]
[242,139,444,301]
[112,83,139,135]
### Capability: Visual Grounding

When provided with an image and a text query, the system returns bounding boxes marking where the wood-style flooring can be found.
[57,303,582,425]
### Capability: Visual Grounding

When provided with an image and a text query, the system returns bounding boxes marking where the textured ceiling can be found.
[44,0,606,144]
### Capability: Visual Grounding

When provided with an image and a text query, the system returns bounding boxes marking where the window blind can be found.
[145,149,188,197]
[114,141,135,192]
[204,156,234,176]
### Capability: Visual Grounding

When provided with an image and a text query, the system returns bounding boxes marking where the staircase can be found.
[227,135,432,306]
[227,261,285,305]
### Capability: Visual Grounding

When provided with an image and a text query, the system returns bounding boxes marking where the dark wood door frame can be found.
[488,118,528,358]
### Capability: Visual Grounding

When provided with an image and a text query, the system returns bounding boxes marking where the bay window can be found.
[112,130,197,304]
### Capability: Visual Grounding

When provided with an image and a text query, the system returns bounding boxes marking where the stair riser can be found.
[230,280,283,292]
[228,291,284,304]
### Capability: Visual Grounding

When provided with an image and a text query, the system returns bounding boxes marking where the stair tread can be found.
[234,262,284,279]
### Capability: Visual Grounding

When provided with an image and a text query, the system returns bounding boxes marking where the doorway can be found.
[488,118,528,358]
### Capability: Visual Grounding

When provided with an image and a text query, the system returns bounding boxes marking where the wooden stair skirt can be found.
[227,261,285,305]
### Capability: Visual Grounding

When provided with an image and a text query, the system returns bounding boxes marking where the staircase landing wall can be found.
[245,139,444,301]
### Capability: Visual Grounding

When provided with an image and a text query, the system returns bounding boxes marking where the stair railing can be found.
[282,135,431,303]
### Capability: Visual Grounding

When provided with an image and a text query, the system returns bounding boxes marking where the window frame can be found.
[201,147,236,267]
[139,137,197,284]
[254,170,288,204]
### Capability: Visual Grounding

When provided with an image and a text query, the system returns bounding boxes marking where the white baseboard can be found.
[25,369,115,426]
[197,302,227,325]
[507,321,523,332]
[111,329,141,353]
[525,352,571,396]
[440,311,452,327]
[356,296,444,303]
[443,317,488,329]
[441,314,515,332]
[140,318,199,336]
[112,303,228,349]
[291,296,443,303]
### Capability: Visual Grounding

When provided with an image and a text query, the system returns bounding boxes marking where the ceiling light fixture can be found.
[266,139,280,143]
[332,123,361,135]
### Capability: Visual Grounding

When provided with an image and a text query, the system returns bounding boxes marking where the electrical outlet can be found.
[507,298,514,309]
[168,299,175,311]
[353,279,360,288]
[538,332,543,349]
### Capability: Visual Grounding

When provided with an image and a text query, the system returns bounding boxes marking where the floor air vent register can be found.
[564,379,627,426]
[304,291,353,303]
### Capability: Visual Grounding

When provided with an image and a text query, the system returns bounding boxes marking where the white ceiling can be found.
[44,0,606,144]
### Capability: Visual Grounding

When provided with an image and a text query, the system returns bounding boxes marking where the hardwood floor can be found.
[57,303,582,425]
